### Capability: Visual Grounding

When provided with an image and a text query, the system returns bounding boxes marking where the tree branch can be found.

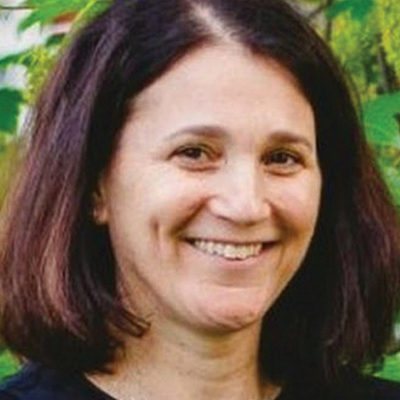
[0,5,32,10]
[307,4,328,21]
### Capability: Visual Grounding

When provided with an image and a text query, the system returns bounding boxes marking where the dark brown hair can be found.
[0,0,399,389]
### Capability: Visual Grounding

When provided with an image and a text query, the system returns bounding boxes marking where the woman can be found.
[0,0,399,399]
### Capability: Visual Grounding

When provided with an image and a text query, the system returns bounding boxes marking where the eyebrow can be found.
[266,131,314,151]
[165,124,314,150]
[165,125,229,141]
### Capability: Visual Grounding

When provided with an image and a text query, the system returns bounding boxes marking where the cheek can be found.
[269,175,321,234]
[133,168,211,238]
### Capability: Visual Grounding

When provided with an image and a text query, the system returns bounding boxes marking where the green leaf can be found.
[73,0,112,25]
[26,0,85,7]
[45,33,66,47]
[363,92,400,206]
[0,49,33,70]
[374,351,400,382]
[362,92,400,147]
[378,163,400,206]
[0,35,65,71]
[0,348,20,383]
[326,0,353,19]
[18,0,91,32]
[0,88,24,134]
[326,0,374,21]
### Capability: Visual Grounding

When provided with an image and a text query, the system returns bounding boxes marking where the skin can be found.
[90,44,322,400]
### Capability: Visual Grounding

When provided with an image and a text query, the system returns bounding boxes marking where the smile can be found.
[189,239,264,260]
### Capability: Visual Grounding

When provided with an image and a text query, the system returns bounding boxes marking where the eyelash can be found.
[261,149,304,175]
[263,150,302,167]
[173,144,218,166]
[176,146,210,159]
[173,145,303,173]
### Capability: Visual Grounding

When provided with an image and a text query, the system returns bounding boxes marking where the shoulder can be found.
[352,375,400,400]
[282,372,400,400]
[0,363,111,400]
[0,363,40,400]
[324,373,400,400]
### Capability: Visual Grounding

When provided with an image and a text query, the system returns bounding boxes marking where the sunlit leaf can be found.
[377,0,400,78]
[73,0,112,26]
[374,352,400,382]
[0,348,20,383]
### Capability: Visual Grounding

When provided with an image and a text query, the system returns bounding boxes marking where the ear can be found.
[91,176,109,225]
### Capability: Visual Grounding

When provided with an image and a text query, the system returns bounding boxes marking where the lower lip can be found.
[184,241,275,270]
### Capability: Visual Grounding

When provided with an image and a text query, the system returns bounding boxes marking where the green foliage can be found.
[0,49,56,106]
[376,0,400,78]
[321,0,400,212]
[18,0,92,32]
[0,89,23,134]
[322,0,400,380]
[362,93,400,206]
[73,0,112,27]
[330,13,379,101]
[0,49,34,70]
[374,352,400,382]
[23,46,57,104]
[326,2,384,101]
[15,0,112,32]
[45,33,66,47]
[0,348,20,383]
[363,92,400,146]
[326,0,374,21]
[0,0,112,106]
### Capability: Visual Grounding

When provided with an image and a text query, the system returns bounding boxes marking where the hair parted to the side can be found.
[0,0,399,388]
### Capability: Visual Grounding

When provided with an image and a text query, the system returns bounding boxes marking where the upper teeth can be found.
[192,240,263,260]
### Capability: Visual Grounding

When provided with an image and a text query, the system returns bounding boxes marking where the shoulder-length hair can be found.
[1,0,399,388]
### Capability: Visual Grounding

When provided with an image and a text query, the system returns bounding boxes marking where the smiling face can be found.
[97,44,321,334]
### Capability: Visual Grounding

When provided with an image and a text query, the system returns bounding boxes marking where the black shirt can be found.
[1,363,400,399]
[0,363,112,400]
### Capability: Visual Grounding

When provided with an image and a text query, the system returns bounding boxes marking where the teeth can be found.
[191,240,264,260]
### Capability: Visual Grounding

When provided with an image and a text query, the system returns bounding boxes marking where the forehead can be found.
[123,44,315,148]
[134,44,307,107]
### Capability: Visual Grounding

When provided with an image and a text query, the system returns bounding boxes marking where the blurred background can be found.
[0,0,399,383]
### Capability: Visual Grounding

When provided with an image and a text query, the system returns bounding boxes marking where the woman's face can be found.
[97,45,321,333]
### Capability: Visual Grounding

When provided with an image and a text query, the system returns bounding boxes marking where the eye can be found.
[172,144,219,169]
[269,151,298,165]
[262,149,303,174]
[177,146,208,161]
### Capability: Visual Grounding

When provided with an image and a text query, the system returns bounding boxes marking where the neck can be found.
[87,319,280,400]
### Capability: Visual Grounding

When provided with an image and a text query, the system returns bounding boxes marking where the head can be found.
[93,43,321,337]
[0,0,399,388]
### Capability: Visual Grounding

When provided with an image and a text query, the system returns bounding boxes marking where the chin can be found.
[187,289,270,333]
[205,309,262,332]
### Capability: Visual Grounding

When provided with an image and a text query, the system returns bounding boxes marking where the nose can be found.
[208,160,271,226]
